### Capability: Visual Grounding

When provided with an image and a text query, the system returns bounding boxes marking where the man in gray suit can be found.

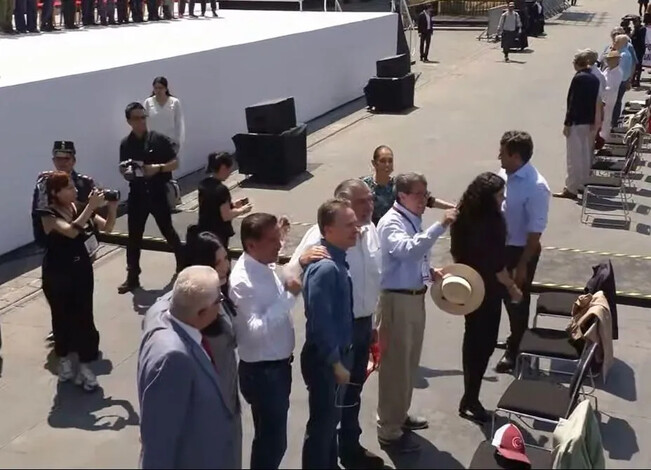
[137,266,239,469]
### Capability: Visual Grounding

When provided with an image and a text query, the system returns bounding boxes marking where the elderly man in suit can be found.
[137,266,239,469]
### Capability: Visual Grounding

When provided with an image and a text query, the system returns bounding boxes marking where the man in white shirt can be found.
[600,50,624,139]
[287,179,384,469]
[497,2,522,62]
[230,213,302,470]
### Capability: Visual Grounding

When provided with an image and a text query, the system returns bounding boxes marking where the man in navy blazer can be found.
[137,266,238,469]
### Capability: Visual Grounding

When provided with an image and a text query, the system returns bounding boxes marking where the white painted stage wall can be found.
[0,12,396,255]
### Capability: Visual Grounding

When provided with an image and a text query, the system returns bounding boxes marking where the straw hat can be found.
[431,264,485,316]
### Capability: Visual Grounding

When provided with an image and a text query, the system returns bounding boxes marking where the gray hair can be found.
[169,266,220,321]
[582,48,598,64]
[611,27,625,38]
[573,50,591,68]
[394,172,427,203]
[334,179,371,200]
[614,34,630,48]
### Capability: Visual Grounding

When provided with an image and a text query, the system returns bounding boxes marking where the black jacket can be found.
[418,11,433,35]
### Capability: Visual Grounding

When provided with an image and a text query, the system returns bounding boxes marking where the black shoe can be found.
[212,10,218,16]
[495,353,515,374]
[118,276,140,294]
[495,340,507,350]
[402,415,429,430]
[46,331,55,342]
[340,446,384,469]
[459,399,490,424]
[378,434,420,453]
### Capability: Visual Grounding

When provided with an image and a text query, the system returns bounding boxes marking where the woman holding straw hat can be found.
[448,173,522,423]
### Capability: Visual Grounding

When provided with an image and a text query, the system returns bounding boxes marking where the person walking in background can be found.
[376,173,457,452]
[143,77,186,155]
[138,266,239,469]
[497,2,522,62]
[495,131,550,374]
[451,172,522,423]
[230,213,301,470]
[301,199,359,469]
[417,3,434,62]
[198,152,252,250]
[555,50,601,201]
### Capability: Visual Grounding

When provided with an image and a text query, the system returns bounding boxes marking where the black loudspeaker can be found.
[364,73,415,113]
[232,124,307,185]
[376,54,410,78]
[245,97,297,135]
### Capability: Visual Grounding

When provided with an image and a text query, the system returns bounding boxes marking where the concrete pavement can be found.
[1,0,651,467]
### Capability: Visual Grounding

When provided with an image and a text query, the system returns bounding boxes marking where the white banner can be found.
[643,26,651,68]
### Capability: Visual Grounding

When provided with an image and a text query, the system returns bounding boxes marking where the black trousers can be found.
[146,0,158,19]
[239,358,292,469]
[42,260,99,363]
[502,245,540,359]
[127,187,183,277]
[81,0,94,24]
[419,32,432,60]
[189,0,215,14]
[13,0,37,31]
[462,289,502,405]
[116,0,127,21]
[61,0,76,27]
[633,63,643,86]
[130,0,143,21]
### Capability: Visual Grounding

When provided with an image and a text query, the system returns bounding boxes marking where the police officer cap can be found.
[52,140,76,154]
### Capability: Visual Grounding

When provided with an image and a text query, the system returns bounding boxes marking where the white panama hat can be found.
[431,263,486,316]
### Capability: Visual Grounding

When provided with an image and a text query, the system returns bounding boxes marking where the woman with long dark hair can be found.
[450,172,522,423]
[143,76,186,154]
[41,171,117,391]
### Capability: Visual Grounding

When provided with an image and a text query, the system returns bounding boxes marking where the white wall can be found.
[0,13,396,256]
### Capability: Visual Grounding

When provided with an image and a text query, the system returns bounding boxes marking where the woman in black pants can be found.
[450,172,522,423]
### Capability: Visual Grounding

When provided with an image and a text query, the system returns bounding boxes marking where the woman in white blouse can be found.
[143,76,186,154]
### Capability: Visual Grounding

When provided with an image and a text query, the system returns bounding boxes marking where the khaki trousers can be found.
[0,0,15,29]
[376,290,426,441]
[565,124,593,194]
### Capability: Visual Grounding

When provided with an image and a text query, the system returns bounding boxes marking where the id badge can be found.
[84,234,100,258]
[421,257,431,284]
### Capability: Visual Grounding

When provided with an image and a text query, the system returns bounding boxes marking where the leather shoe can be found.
[402,415,429,430]
[378,434,420,453]
[495,354,515,374]
[340,446,384,469]
[459,400,490,424]
[118,276,140,294]
[495,340,507,350]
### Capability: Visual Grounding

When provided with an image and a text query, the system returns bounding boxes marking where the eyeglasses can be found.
[213,292,225,305]
[334,382,362,408]
[408,190,431,200]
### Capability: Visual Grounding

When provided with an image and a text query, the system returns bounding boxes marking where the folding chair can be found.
[532,291,576,329]
[468,441,553,469]
[492,340,598,439]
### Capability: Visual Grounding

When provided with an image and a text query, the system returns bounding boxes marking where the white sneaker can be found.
[58,357,75,383]
[74,364,99,391]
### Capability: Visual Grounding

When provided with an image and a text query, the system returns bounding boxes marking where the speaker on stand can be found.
[364,53,415,113]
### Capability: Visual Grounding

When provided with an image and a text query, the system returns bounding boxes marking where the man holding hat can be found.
[375,172,457,452]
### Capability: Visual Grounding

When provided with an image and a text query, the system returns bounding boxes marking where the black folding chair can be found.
[492,340,598,439]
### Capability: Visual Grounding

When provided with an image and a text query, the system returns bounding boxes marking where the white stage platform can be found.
[0,10,396,255]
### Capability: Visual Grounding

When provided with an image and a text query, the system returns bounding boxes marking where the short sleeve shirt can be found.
[362,175,395,224]
[198,176,235,242]
[119,130,176,189]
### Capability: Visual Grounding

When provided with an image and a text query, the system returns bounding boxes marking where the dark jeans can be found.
[13,0,36,31]
[239,358,292,470]
[40,0,53,27]
[462,290,501,404]
[126,187,183,277]
[81,0,94,24]
[419,32,432,60]
[42,260,99,363]
[116,0,127,21]
[61,0,76,27]
[611,80,628,129]
[502,245,540,359]
[301,344,352,470]
[146,0,158,20]
[338,316,372,457]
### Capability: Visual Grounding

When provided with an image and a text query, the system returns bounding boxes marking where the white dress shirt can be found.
[143,96,186,150]
[229,252,296,363]
[590,64,607,102]
[166,311,210,360]
[287,223,382,320]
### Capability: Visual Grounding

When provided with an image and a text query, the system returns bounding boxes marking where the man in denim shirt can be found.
[301,198,359,469]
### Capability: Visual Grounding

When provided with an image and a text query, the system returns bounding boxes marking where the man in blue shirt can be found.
[496,131,550,373]
[301,198,360,469]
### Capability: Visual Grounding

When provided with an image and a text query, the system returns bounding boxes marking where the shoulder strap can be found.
[392,206,419,233]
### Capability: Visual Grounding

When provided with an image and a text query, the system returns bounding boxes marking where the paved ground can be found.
[1,0,651,467]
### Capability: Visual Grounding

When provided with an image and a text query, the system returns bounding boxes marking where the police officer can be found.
[118,102,183,294]
[32,140,95,343]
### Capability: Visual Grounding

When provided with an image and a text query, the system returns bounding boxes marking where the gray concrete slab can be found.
[1,0,651,468]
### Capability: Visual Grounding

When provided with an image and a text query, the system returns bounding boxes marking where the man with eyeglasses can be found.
[118,102,183,294]
[375,172,457,453]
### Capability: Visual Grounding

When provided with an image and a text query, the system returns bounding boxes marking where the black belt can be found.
[240,354,293,367]
[384,287,427,296]
[354,316,373,323]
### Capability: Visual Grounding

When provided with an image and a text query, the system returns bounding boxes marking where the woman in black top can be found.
[40,171,117,391]
[450,172,521,423]
[198,152,252,250]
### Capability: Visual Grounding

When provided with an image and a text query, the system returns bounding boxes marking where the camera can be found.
[103,189,121,202]
[120,159,144,180]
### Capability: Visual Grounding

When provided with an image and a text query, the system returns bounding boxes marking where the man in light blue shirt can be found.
[376,173,457,452]
[612,34,634,128]
[496,131,550,373]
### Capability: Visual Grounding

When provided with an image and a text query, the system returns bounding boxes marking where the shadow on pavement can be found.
[414,366,463,389]
[48,382,140,432]
[131,277,175,316]
[600,358,636,402]
[384,432,464,469]
[599,412,639,461]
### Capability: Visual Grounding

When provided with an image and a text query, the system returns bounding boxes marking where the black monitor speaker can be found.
[364,73,415,113]
[376,54,411,78]
[245,97,297,135]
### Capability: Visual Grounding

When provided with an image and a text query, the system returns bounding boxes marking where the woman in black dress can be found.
[41,171,117,391]
[198,152,252,250]
[450,172,522,423]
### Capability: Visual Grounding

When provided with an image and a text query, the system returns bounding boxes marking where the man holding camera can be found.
[118,102,183,294]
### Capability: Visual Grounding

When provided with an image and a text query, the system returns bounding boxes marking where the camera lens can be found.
[103,189,121,202]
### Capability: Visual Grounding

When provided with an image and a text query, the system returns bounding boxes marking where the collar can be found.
[166,310,202,346]
[242,251,273,272]
[394,202,422,223]
[509,162,533,180]
[130,130,149,142]
[321,239,347,264]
